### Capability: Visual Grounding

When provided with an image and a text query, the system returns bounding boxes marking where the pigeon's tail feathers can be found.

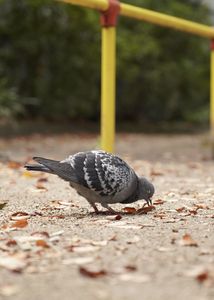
[31,157,78,183]
[25,163,53,174]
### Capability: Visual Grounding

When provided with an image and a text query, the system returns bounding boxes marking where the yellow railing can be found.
[59,0,214,155]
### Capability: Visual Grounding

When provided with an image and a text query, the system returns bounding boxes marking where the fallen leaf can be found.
[47,200,74,210]
[49,230,64,237]
[123,207,137,214]
[79,266,107,278]
[194,203,209,210]
[150,170,164,176]
[125,265,137,272]
[7,161,22,169]
[0,202,7,210]
[106,214,122,221]
[126,235,140,244]
[11,219,28,229]
[153,199,165,205]
[37,177,48,183]
[163,219,176,223]
[6,239,17,247]
[91,240,108,246]
[176,207,186,213]
[179,234,198,247]
[35,182,47,191]
[136,205,155,214]
[10,212,30,221]
[196,271,209,283]
[66,245,100,253]
[188,209,197,215]
[153,213,166,219]
[31,231,50,238]
[35,239,50,248]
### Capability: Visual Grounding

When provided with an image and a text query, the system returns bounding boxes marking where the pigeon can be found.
[24,150,154,214]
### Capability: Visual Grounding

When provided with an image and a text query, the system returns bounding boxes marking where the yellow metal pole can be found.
[58,0,108,10]
[101,26,116,152]
[59,0,214,39]
[120,3,214,39]
[210,40,214,158]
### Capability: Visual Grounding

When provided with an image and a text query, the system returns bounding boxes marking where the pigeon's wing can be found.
[64,150,136,196]
[33,157,78,183]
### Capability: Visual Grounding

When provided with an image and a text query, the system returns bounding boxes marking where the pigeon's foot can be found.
[101,203,118,214]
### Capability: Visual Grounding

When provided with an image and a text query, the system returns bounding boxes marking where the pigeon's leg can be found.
[101,203,117,214]
[88,201,100,214]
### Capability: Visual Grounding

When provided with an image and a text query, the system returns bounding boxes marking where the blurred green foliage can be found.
[0,0,211,125]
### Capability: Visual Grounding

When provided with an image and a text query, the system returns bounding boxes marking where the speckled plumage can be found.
[25,150,155,213]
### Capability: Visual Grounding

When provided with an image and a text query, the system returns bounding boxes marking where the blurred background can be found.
[0,0,213,135]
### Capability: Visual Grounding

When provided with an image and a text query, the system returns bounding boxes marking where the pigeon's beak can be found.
[147,198,152,206]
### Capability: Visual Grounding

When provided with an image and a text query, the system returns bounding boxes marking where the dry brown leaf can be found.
[176,207,186,213]
[196,270,214,286]
[184,266,214,286]
[188,209,197,215]
[47,200,74,210]
[196,271,209,283]
[79,266,107,278]
[106,214,122,221]
[163,219,176,223]
[153,213,166,219]
[179,234,198,247]
[66,245,100,253]
[49,230,64,237]
[150,170,164,176]
[194,203,209,210]
[136,205,155,214]
[7,161,22,169]
[91,240,108,246]
[46,214,65,219]
[11,219,28,229]
[35,239,50,248]
[125,265,137,272]
[123,207,137,214]
[126,235,140,244]
[31,231,50,238]
[35,182,47,191]
[10,211,30,221]
[6,239,17,247]
[108,235,117,241]
[37,177,48,183]
[153,199,165,205]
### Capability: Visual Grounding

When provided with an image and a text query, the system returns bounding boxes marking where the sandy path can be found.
[0,133,213,300]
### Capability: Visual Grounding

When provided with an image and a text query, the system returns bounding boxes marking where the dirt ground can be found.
[0,133,214,300]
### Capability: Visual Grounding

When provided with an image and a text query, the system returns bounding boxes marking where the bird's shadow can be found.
[65,206,155,218]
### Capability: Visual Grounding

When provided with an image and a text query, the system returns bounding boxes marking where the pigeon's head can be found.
[137,177,155,205]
